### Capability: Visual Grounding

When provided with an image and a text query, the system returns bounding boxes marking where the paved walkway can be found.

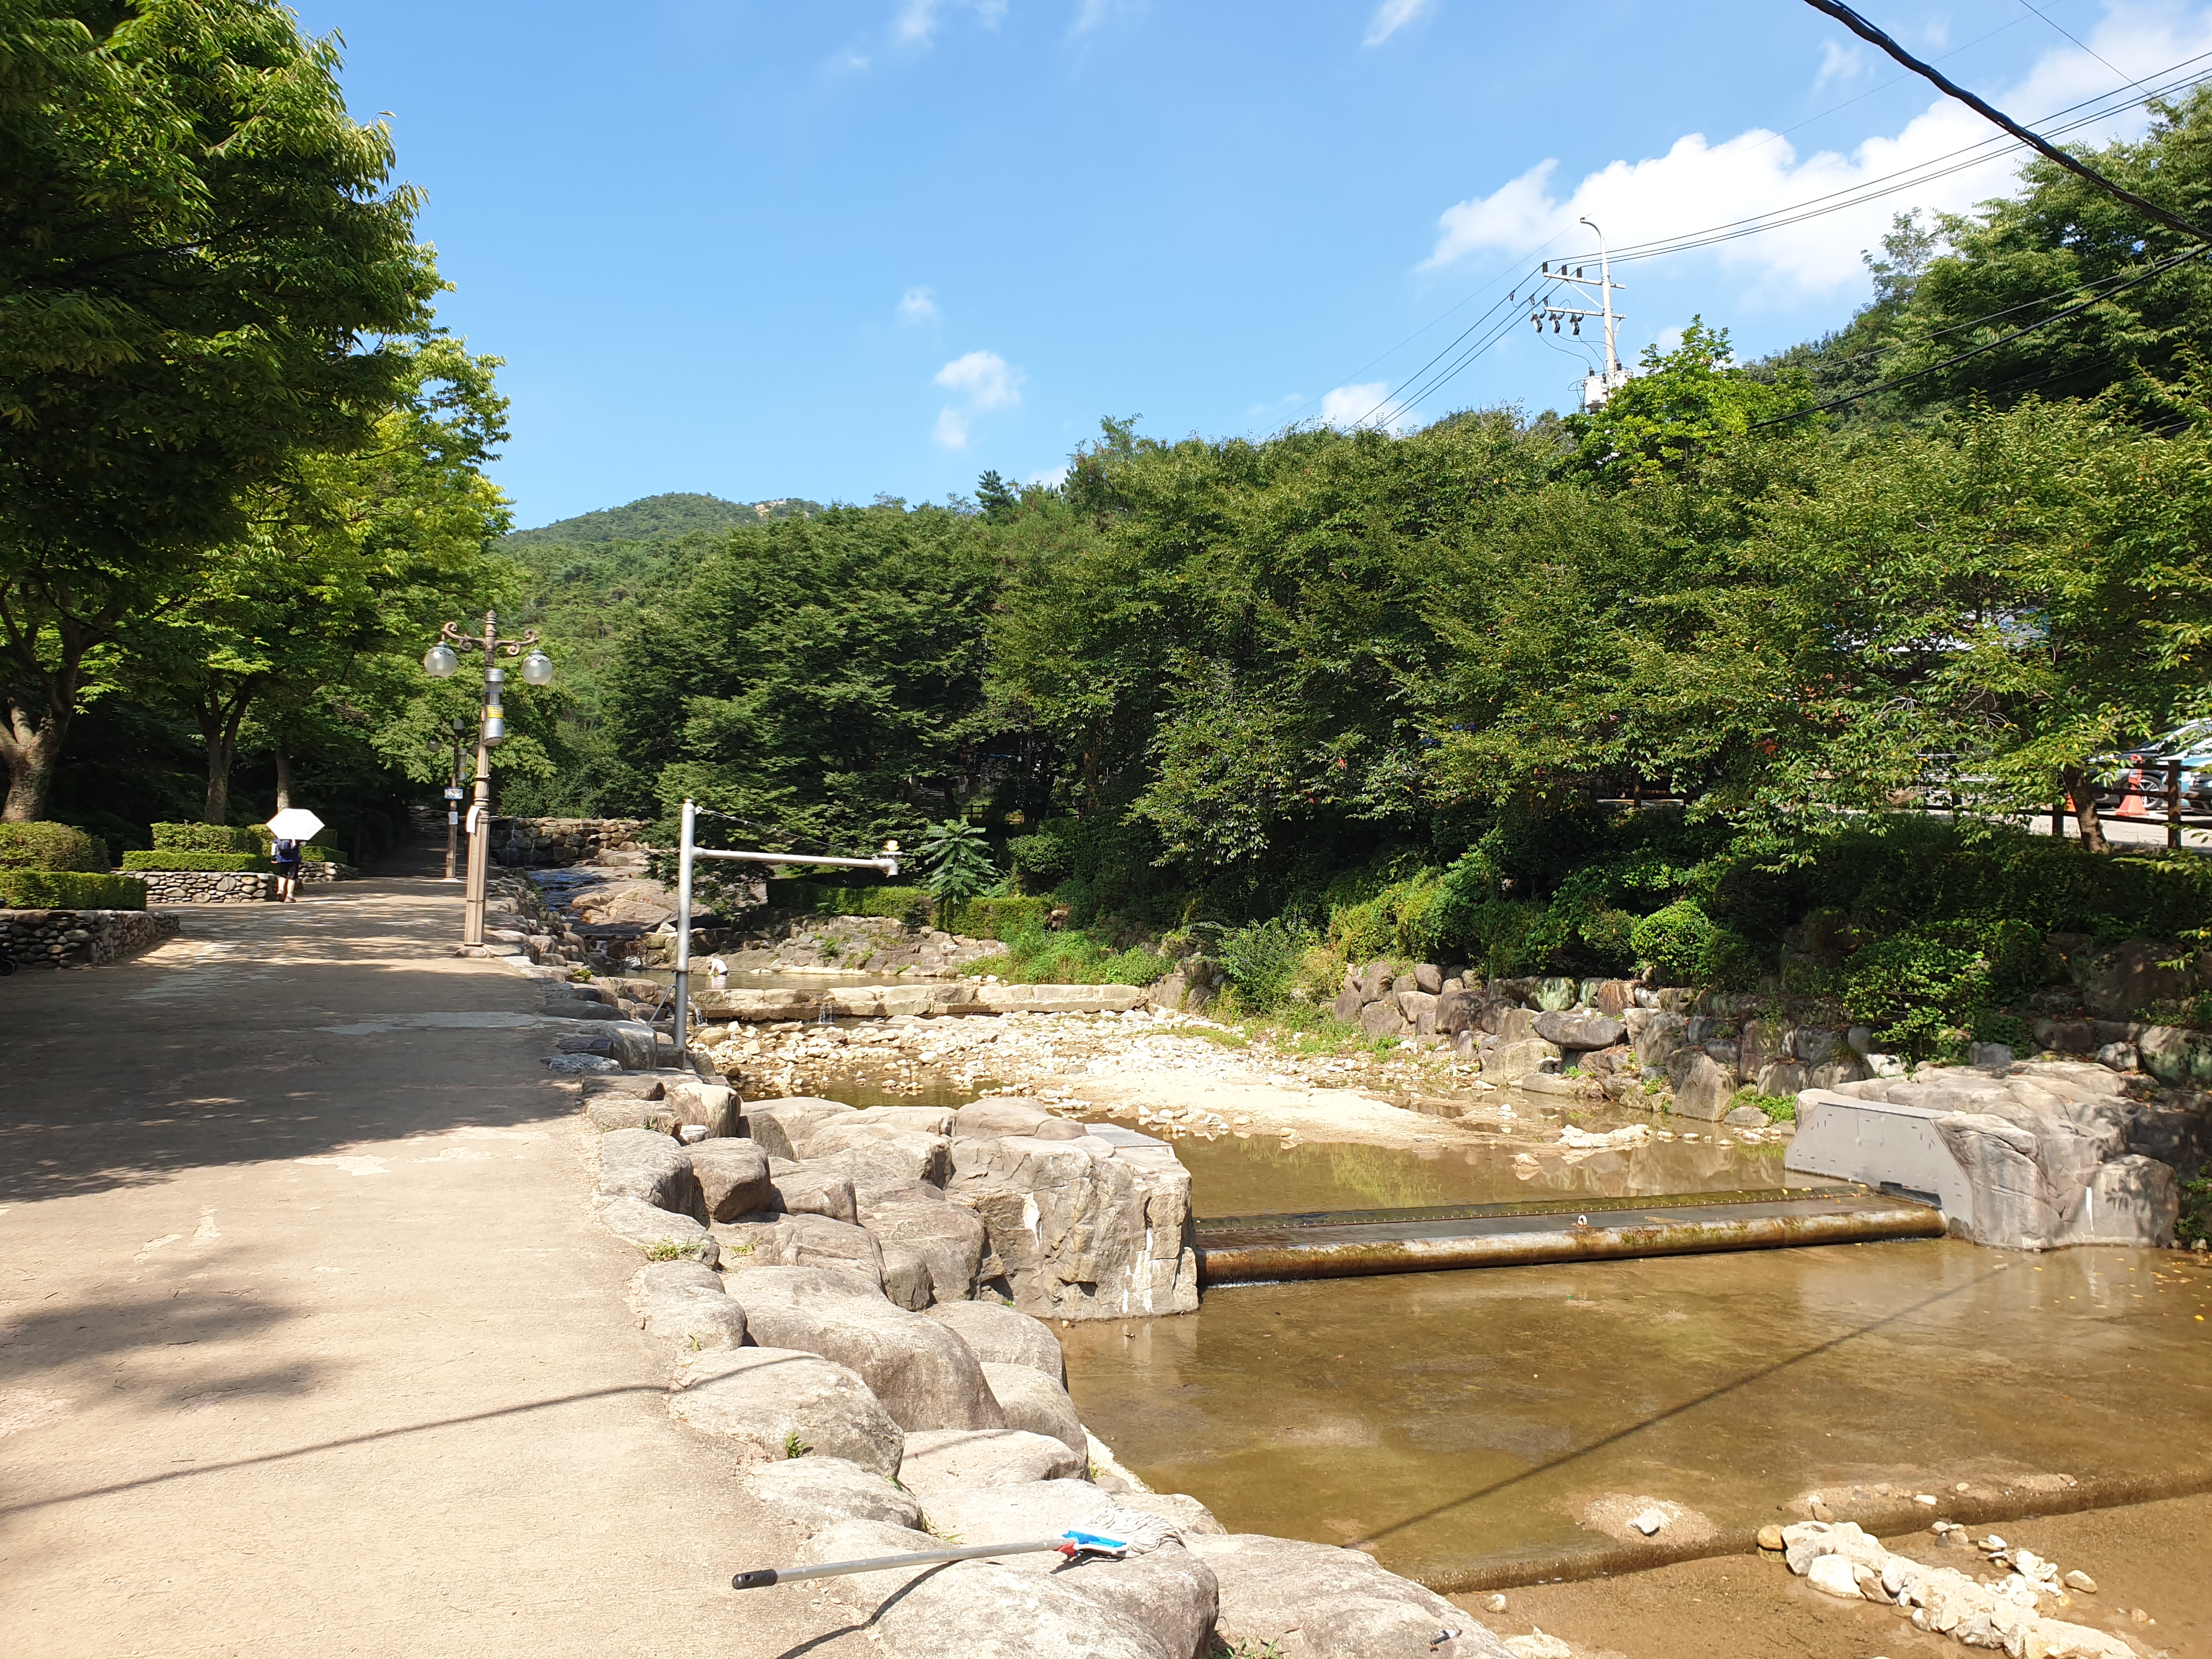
[0,877,854,1657]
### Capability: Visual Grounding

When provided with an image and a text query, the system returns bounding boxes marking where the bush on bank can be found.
[120,850,269,872]
[0,822,110,873]
[0,871,145,910]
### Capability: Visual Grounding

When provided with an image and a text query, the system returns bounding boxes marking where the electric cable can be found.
[1748,246,2208,425]
[1802,0,2212,245]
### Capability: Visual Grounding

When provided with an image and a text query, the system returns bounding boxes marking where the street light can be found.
[420,611,550,946]
[427,717,470,882]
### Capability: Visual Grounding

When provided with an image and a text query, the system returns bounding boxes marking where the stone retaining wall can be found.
[123,869,274,904]
[489,816,648,868]
[694,981,1150,1022]
[0,907,180,967]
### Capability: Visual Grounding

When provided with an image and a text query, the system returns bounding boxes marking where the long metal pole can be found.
[672,798,696,1057]
[461,614,497,946]
[1581,216,1619,381]
[444,733,461,882]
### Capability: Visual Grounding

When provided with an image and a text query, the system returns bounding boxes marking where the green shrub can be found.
[302,844,343,864]
[1195,915,1322,1013]
[943,895,1049,939]
[0,821,109,872]
[768,881,932,926]
[0,871,145,910]
[1838,919,2046,1059]
[2179,1175,2212,1246]
[960,920,1170,986]
[151,822,262,854]
[1632,900,1716,978]
[121,850,270,872]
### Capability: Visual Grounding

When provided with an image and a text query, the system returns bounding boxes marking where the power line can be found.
[1802,0,2212,245]
[1748,246,2207,425]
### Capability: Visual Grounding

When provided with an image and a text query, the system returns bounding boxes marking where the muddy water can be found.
[1063,1240,2212,1589]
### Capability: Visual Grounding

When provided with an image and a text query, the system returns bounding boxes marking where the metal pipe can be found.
[672,799,696,1053]
[732,1537,1074,1591]
[1195,1190,1944,1285]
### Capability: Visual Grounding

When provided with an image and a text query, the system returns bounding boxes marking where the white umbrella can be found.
[266,808,324,841]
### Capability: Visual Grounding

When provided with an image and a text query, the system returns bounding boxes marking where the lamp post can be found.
[427,716,471,882]
[422,611,553,945]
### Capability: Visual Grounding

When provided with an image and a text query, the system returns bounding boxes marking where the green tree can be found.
[918,817,995,904]
[975,470,1019,522]
[1564,319,1816,478]
[0,0,440,820]
[119,338,511,821]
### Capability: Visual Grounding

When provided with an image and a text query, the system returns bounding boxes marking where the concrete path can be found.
[0,877,857,1657]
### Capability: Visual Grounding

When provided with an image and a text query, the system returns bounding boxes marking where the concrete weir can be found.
[1193,1184,1944,1284]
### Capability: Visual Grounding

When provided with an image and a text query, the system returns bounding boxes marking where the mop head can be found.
[1062,1505,1182,1560]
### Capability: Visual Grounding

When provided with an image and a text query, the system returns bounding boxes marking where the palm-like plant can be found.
[918,818,996,905]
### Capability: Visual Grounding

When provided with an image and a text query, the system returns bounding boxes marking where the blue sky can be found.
[295,1,2212,528]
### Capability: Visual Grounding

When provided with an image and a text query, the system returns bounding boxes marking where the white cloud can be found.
[1812,38,1868,95]
[934,349,1023,410]
[1027,463,1070,488]
[1419,2,2212,295]
[897,0,1005,43]
[1317,381,1418,432]
[897,286,939,326]
[932,349,1024,448]
[1074,0,1116,33]
[1365,0,1435,46]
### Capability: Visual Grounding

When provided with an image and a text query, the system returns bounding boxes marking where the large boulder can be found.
[595,1127,696,1213]
[879,1242,935,1311]
[898,1427,1087,1490]
[727,1266,1005,1431]
[955,1099,1086,1141]
[763,1159,860,1223]
[1432,988,1477,1035]
[667,1347,901,1475]
[1531,1009,1625,1051]
[868,1559,1176,1659]
[1358,1000,1408,1039]
[925,1300,1065,1385]
[1396,990,1439,1035]
[1529,976,1578,1012]
[861,1186,989,1304]
[2138,1024,2212,1088]
[1480,1038,1560,1085]
[690,1139,772,1222]
[1189,1532,1515,1659]
[1667,1050,1739,1120]
[2073,939,2209,1019]
[787,1517,948,1621]
[979,1361,1086,1458]
[740,1097,860,1161]
[911,1481,1217,1659]
[803,1118,953,1194]
[721,1212,886,1291]
[597,1195,718,1265]
[662,1077,739,1138]
[1630,1009,1688,1072]
[947,1131,1198,1321]
[625,1260,747,1351]
[741,1454,923,1531]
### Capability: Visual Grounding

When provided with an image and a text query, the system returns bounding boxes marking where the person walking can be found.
[272,836,304,903]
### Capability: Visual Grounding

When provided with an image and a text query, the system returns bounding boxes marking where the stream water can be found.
[803,1066,2211,1590]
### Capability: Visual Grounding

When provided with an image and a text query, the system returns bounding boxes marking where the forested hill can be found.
[503,492,819,550]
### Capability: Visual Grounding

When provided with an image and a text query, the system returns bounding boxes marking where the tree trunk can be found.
[274,747,292,811]
[1,703,62,821]
[198,685,257,824]
[2059,765,2108,853]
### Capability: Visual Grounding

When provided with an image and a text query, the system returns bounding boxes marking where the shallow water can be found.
[1063,1242,2212,1588]
[1169,1131,1810,1220]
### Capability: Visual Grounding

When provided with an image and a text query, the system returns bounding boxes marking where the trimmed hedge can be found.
[152,822,261,854]
[943,895,1051,940]
[302,844,343,863]
[0,871,145,910]
[121,850,270,872]
[0,821,108,873]
[767,881,932,924]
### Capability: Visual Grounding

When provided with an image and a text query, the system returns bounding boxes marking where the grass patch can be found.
[961,920,1170,986]
[1734,1088,1798,1122]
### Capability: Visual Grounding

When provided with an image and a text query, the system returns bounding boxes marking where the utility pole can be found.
[1517,216,1628,410]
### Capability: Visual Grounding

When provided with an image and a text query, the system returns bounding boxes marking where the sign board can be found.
[444,786,465,800]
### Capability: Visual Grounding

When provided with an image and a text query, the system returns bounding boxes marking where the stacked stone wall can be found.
[0,907,180,967]
[126,870,275,904]
[488,816,648,868]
